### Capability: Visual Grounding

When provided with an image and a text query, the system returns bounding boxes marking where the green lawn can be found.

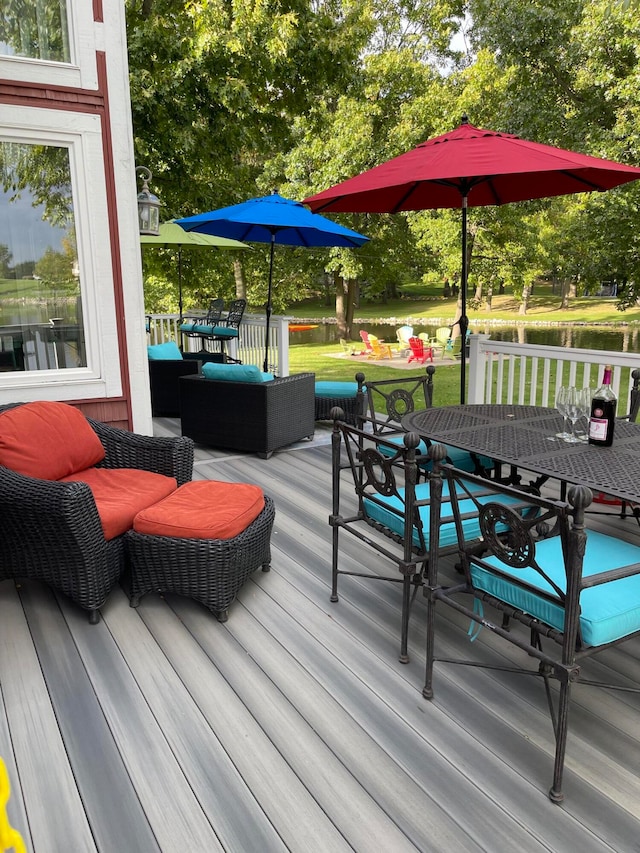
[287,285,640,407]
[288,342,464,407]
[289,287,640,326]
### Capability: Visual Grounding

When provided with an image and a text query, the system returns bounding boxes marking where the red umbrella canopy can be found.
[304,119,640,213]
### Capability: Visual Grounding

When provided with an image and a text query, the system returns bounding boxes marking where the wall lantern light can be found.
[136,166,161,236]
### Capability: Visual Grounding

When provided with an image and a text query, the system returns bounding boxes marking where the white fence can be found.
[147,313,291,376]
[468,334,640,413]
[146,318,640,412]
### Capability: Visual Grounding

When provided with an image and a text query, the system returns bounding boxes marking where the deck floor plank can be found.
[2,422,640,852]
[0,584,97,852]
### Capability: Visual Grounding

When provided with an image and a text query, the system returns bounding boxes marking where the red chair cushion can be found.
[133,480,265,540]
[0,401,105,480]
[61,468,178,540]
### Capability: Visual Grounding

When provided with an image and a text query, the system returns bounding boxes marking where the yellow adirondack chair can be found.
[367,334,394,359]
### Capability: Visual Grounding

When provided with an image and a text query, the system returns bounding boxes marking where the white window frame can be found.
[0,1,98,89]
[0,105,122,403]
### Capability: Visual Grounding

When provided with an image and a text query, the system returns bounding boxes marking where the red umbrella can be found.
[304,117,640,402]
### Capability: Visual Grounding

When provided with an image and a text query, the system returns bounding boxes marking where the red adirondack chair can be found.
[407,336,432,364]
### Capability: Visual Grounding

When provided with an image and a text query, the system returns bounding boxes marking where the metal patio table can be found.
[402,403,640,505]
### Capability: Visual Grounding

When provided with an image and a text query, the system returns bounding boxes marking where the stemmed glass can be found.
[564,387,582,443]
[575,387,592,442]
[554,386,572,440]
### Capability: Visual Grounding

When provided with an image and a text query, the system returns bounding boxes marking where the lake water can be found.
[290,320,640,354]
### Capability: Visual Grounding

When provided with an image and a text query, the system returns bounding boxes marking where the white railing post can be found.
[467,334,490,403]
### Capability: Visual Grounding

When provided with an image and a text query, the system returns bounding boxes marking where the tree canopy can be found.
[126,0,640,316]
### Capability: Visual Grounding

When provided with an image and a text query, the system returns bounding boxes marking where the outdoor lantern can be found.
[136,166,161,236]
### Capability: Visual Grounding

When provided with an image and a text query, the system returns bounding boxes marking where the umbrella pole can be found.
[263,234,275,373]
[459,196,469,404]
[178,247,184,352]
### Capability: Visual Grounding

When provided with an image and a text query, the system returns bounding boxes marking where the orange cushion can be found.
[133,480,265,540]
[61,468,177,540]
[0,401,105,480]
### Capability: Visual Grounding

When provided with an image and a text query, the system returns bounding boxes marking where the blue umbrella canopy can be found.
[176,193,369,371]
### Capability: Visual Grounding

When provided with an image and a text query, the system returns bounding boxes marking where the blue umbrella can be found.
[176,193,369,372]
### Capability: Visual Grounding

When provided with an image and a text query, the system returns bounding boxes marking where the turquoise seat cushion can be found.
[475,530,640,647]
[148,341,182,360]
[377,434,493,472]
[210,326,239,339]
[363,480,520,550]
[315,381,362,398]
[202,363,274,383]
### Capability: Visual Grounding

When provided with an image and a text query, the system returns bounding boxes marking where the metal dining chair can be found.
[424,457,640,802]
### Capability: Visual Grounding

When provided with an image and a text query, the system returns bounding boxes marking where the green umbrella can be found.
[140,220,249,317]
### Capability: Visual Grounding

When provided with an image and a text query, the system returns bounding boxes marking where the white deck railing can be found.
[147,318,640,411]
[468,334,640,412]
[147,313,291,376]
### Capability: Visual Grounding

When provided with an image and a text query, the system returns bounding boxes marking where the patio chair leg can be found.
[549,681,572,803]
[399,575,411,663]
[88,608,100,624]
[423,588,436,699]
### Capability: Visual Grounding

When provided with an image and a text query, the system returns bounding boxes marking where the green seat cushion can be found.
[364,480,520,550]
[315,381,363,398]
[476,531,640,647]
[201,363,274,383]
[148,341,182,360]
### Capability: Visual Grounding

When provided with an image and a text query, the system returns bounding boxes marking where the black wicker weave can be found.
[314,373,367,426]
[179,372,315,457]
[148,358,200,416]
[0,403,194,623]
[126,494,275,620]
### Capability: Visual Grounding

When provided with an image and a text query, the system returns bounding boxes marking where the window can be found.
[0,106,123,403]
[0,0,70,63]
[0,140,86,372]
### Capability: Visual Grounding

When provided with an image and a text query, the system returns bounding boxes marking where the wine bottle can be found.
[588,365,617,446]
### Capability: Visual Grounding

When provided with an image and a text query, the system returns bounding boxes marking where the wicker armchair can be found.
[179,372,315,457]
[0,402,194,623]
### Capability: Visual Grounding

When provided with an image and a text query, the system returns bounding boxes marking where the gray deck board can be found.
[2,422,640,851]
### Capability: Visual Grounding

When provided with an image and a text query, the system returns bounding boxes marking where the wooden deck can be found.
[2,420,640,852]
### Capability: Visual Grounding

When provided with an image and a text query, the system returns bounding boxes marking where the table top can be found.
[402,403,640,504]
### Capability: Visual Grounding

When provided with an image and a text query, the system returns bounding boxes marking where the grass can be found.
[286,283,640,407]
[289,287,640,326]
[288,342,464,407]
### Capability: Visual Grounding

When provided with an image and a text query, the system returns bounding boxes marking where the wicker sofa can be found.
[0,401,194,622]
[179,370,315,457]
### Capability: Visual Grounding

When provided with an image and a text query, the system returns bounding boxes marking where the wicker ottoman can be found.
[125,481,275,621]
[314,374,366,426]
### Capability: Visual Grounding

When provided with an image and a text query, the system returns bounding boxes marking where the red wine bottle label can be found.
[588,416,609,441]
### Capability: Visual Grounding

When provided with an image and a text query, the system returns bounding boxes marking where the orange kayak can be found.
[289,324,319,331]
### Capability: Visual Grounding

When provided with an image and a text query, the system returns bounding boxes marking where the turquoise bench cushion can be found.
[363,480,520,550]
[202,363,274,383]
[475,530,640,647]
[315,381,362,398]
[148,341,182,360]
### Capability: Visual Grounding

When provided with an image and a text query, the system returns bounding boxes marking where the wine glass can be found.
[564,387,582,443]
[554,386,572,439]
[575,387,592,442]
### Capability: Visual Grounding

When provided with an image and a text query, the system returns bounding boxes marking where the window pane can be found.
[0,0,70,63]
[0,141,86,372]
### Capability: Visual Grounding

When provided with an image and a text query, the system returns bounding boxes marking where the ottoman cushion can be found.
[133,480,265,540]
[314,380,361,398]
